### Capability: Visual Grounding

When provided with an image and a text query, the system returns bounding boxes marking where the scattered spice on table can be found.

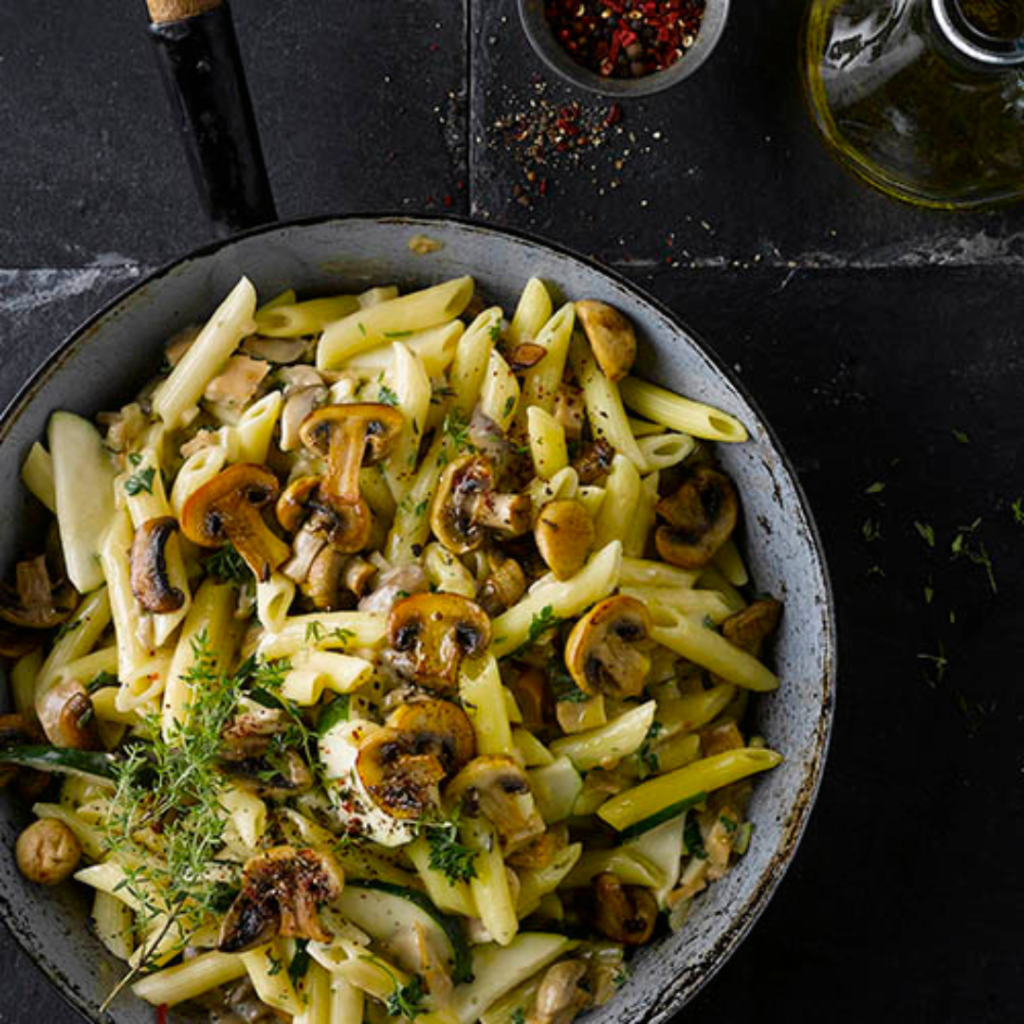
[545,0,707,79]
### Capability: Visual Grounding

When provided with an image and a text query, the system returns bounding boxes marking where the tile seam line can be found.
[465,0,473,217]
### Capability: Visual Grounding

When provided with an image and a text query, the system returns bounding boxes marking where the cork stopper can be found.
[147,0,221,24]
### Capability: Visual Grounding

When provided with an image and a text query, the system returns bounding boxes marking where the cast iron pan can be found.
[0,3,836,1021]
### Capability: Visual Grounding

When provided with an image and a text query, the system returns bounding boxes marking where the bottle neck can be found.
[930,0,1024,67]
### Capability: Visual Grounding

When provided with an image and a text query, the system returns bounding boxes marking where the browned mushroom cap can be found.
[356,699,476,818]
[130,517,185,614]
[506,666,553,731]
[36,678,99,750]
[278,477,372,569]
[531,960,591,1024]
[552,383,585,443]
[476,551,527,618]
[572,439,616,486]
[356,726,448,819]
[387,593,492,693]
[385,700,477,776]
[0,556,75,630]
[430,455,531,555]
[226,749,313,800]
[16,819,81,885]
[654,465,739,570]
[445,754,545,853]
[590,871,657,945]
[299,404,404,506]
[0,713,47,790]
[220,705,285,761]
[564,595,652,699]
[507,342,547,372]
[722,597,783,655]
[218,846,344,953]
[575,300,637,382]
[535,500,594,581]
[181,464,291,582]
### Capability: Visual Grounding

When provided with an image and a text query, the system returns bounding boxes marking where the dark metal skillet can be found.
[0,3,836,1022]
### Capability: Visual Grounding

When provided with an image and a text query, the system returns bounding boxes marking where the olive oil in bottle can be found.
[801,0,1024,208]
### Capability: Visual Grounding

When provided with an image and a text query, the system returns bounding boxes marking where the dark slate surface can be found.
[1,1,1022,1022]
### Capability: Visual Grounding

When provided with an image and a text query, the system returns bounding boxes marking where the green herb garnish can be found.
[205,545,250,584]
[425,817,478,884]
[914,521,935,548]
[124,466,156,496]
[379,384,399,406]
[952,429,970,444]
[684,817,707,859]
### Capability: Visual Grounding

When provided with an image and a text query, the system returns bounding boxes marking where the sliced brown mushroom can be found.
[204,355,270,408]
[280,380,328,452]
[220,705,286,761]
[589,871,657,946]
[226,749,313,799]
[506,666,552,731]
[476,551,527,618]
[445,754,545,853]
[430,455,531,555]
[535,500,594,581]
[36,678,99,750]
[130,517,185,614]
[16,819,81,885]
[507,824,567,871]
[356,699,476,818]
[277,475,372,576]
[0,556,75,630]
[218,846,344,953]
[552,383,585,443]
[508,343,547,372]
[529,960,590,1024]
[564,595,652,699]
[574,300,637,382]
[387,593,492,693]
[299,404,404,506]
[571,439,615,486]
[180,464,290,582]
[722,597,783,656]
[654,465,739,570]
[343,556,377,597]
[304,545,351,610]
[359,564,430,616]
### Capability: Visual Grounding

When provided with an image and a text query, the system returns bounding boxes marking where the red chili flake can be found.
[604,102,623,126]
[156,1006,168,1024]
[543,0,706,78]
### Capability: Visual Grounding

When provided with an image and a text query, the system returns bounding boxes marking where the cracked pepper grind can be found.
[544,0,707,79]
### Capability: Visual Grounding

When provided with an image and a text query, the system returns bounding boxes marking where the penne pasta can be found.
[620,377,749,442]
[20,441,55,511]
[526,406,569,481]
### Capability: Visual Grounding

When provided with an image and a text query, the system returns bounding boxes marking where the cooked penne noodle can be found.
[594,454,641,549]
[242,941,302,1015]
[255,295,360,337]
[255,611,387,660]
[383,342,431,502]
[527,406,569,481]
[343,319,463,378]
[622,585,734,625]
[449,306,501,417]
[568,331,647,471]
[620,377,749,442]
[93,890,135,961]
[154,277,257,429]
[621,470,658,558]
[637,430,696,471]
[696,563,748,613]
[20,441,55,511]
[714,537,750,587]
[525,466,578,517]
[317,276,474,369]
[459,654,514,756]
[170,445,227,517]
[620,556,700,589]
[478,349,520,430]
[231,390,283,465]
[256,572,296,633]
[279,651,374,704]
[508,276,553,347]
[37,586,112,694]
[424,541,477,597]
[463,817,518,947]
[133,950,248,1007]
[515,302,575,422]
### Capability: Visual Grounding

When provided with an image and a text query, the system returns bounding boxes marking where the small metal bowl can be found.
[518,0,730,97]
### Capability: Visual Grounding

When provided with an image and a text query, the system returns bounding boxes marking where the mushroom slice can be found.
[303,544,351,610]
[276,475,323,533]
[0,555,75,630]
[722,597,783,656]
[530,960,591,1024]
[589,871,657,946]
[220,705,285,761]
[218,846,344,953]
[36,678,99,750]
[356,726,447,819]
[535,500,594,581]
[280,384,328,452]
[574,300,637,382]
[130,517,185,614]
[654,465,739,570]
[564,595,652,699]
[279,476,373,561]
[552,383,585,443]
[180,464,291,582]
[387,593,492,693]
[385,699,477,776]
[227,749,313,799]
[506,667,552,731]
[445,754,545,853]
[343,556,377,597]
[571,439,615,486]
[476,552,526,618]
[430,455,531,555]
[299,404,404,506]
[508,343,547,372]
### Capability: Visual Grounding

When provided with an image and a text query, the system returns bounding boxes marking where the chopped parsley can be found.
[266,952,284,977]
[86,670,119,692]
[205,544,250,584]
[684,817,707,860]
[637,721,664,780]
[357,322,367,337]
[54,617,83,643]
[288,939,311,985]
[864,481,885,495]
[124,466,156,496]
[379,384,399,406]
[503,395,516,418]
[442,408,475,455]
[489,322,502,343]
[1012,497,1024,526]
[952,429,970,444]
[914,521,935,548]
[861,519,882,543]
[425,817,478,883]
[511,1010,527,1024]
[128,452,143,466]
[526,605,559,645]
[383,330,413,339]
[550,661,590,704]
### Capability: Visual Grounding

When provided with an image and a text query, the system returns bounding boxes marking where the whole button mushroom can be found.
[387,593,492,693]
[16,819,81,885]
[654,464,739,570]
[298,403,404,507]
[430,454,531,555]
[534,499,594,580]
[180,463,291,581]
[218,846,344,953]
[130,516,185,613]
[564,595,653,699]
[574,300,637,382]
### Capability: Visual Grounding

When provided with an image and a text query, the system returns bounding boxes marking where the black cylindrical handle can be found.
[147,0,277,237]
